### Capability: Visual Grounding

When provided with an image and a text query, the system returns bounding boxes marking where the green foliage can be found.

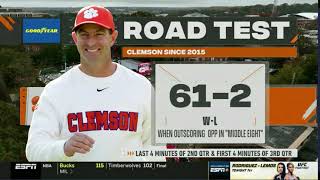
[231,3,317,16]
[129,11,156,17]
[31,45,63,67]
[164,3,317,17]
[64,45,80,65]
[0,73,11,102]
[297,34,317,55]
[0,47,43,160]
[0,100,28,161]
[270,51,317,84]
[0,48,34,89]
[277,3,318,14]
[270,27,317,85]
[299,53,317,84]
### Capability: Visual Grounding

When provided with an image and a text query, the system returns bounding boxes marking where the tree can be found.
[129,11,155,17]
[0,100,28,161]
[0,73,11,102]
[31,45,63,67]
[0,48,34,89]
[270,63,305,84]
[0,47,43,161]
[64,45,80,65]
[270,51,317,84]
[297,34,316,55]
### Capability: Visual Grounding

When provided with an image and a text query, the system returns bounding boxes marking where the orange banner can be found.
[268,86,316,125]
[19,86,316,126]
[19,87,27,126]
[122,47,297,58]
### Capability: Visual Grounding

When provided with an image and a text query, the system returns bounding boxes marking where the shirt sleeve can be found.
[25,87,69,161]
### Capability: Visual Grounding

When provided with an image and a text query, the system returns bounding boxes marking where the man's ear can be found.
[111,30,118,46]
[72,31,77,44]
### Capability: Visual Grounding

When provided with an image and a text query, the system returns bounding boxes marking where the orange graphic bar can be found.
[6,16,15,24]
[290,34,299,44]
[0,16,14,31]
[20,87,27,125]
[122,47,297,58]
[268,86,316,126]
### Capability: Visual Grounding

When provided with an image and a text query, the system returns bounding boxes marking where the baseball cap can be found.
[72,5,115,32]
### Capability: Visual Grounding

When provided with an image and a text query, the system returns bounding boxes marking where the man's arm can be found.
[26,88,67,161]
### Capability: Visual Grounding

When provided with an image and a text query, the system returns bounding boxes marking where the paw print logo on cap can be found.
[83,8,98,19]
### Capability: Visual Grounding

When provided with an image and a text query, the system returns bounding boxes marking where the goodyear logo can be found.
[23,18,60,44]
[25,27,59,34]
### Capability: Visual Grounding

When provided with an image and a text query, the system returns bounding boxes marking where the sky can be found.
[1,0,318,8]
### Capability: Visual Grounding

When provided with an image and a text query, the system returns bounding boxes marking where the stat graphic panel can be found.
[154,63,266,144]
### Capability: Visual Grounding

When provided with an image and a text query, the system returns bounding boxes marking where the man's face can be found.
[277,164,284,173]
[287,164,294,173]
[75,23,118,64]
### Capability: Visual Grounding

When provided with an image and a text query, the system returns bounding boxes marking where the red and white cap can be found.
[72,5,115,32]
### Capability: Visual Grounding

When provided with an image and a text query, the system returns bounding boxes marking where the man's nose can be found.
[86,35,97,47]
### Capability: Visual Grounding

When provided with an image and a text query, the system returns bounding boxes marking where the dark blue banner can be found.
[23,18,60,44]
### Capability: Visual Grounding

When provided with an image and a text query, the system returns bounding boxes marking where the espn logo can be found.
[210,167,226,173]
[11,162,41,179]
[15,163,37,170]
[208,162,230,180]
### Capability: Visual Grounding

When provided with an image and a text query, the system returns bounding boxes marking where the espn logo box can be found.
[208,161,230,180]
[11,163,41,179]
[210,167,227,173]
